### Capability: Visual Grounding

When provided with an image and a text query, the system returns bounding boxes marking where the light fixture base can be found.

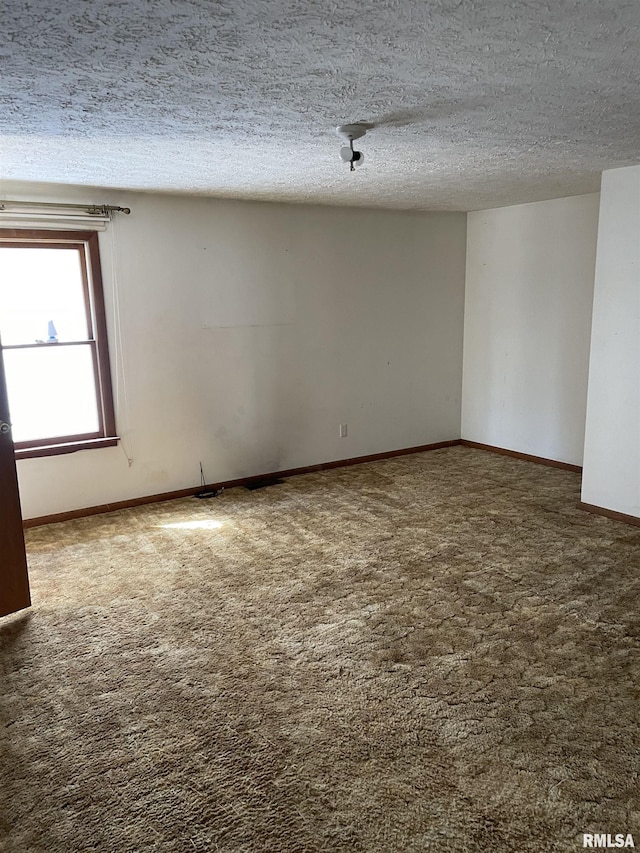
[336,123,368,141]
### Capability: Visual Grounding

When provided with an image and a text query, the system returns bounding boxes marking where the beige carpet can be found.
[1,446,639,852]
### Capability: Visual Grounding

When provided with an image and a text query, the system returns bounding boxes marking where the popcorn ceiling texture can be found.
[1,0,640,209]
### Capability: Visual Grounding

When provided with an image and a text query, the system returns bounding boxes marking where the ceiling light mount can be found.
[336,124,368,171]
[336,123,369,142]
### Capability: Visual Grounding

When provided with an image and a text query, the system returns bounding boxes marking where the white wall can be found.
[582,166,640,517]
[7,184,467,519]
[462,194,599,466]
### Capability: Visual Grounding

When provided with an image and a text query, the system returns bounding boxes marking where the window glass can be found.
[3,345,99,442]
[0,229,116,456]
[0,247,89,345]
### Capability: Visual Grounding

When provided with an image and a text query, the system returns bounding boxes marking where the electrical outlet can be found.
[339,423,348,438]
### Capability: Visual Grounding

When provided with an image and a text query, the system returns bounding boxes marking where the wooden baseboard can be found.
[579,501,640,528]
[23,439,462,528]
[460,439,582,473]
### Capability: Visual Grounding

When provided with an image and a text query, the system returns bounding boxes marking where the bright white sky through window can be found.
[0,247,100,442]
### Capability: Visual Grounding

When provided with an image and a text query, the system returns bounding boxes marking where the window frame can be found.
[0,228,118,459]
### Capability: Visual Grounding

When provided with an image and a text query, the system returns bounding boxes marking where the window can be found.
[0,229,117,459]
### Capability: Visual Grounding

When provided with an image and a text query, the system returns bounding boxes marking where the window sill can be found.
[15,437,119,460]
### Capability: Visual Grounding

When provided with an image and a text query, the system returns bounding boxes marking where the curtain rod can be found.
[0,200,131,215]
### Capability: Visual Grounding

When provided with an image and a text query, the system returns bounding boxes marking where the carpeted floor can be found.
[1,446,639,852]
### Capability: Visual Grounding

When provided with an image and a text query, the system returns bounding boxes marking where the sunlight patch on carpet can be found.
[159,519,224,530]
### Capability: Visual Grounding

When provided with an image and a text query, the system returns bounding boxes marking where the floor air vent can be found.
[245,478,284,491]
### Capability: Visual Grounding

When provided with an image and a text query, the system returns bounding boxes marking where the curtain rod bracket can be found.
[86,205,131,216]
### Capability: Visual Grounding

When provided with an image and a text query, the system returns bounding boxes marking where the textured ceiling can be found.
[2,0,640,210]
